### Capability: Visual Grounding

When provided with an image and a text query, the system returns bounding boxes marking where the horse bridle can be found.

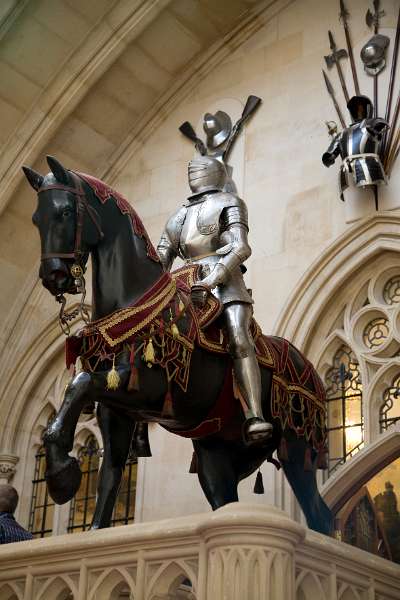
[38,171,104,335]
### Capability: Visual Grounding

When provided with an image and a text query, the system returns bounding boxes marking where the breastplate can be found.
[179,201,220,258]
[341,122,378,157]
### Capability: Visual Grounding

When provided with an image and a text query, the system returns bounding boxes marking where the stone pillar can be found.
[0,454,19,484]
[198,503,305,600]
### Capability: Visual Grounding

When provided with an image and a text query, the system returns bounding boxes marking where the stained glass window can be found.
[29,412,56,538]
[68,435,100,533]
[325,345,364,474]
[335,456,400,564]
[363,317,389,350]
[383,276,400,305]
[28,444,55,538]
[380,374,400,431]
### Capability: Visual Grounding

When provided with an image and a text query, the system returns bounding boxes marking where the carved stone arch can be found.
[296,571,326,600]
[147,560,197,599]
[316,331,358,384]
[364,362,400,439]
[274,215,400,356]
[321,429,400,514]
[338,585,362,600]
[0,582,22,600]
[73,426,102,456]
[35,574,77,600]
[87,567,135,600]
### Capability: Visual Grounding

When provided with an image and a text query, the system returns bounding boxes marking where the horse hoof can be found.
[45,457,82,505]
[243,418,273,446]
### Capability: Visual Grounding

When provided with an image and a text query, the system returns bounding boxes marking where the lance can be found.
[339,0,360,96]
[223,95,261,161]
[179,121,207,156]
[323,70,346,129]
[366,0,385,117]
[325,30,350,103]
[382,6,400,159]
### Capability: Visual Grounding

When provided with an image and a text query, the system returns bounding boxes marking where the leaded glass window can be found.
[111,448,138,527]
[325,345,364,474]
[380,374,400,431]
[28,444,55,538]
[68,435,100,532]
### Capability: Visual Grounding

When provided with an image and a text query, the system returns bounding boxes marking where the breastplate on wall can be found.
[340,122,378,158]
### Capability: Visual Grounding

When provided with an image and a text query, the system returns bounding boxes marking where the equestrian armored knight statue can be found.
[322,95,388,200]
[157,154,272,443]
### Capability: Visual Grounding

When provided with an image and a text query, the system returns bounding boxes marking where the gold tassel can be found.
[179,298,185,313]
[171,323,180,338]
[106,356,121,391]
[144,338,155,367]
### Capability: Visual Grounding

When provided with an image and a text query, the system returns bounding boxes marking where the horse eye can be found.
[62,208,72,218]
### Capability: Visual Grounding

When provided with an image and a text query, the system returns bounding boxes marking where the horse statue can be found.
[23,156,333,535]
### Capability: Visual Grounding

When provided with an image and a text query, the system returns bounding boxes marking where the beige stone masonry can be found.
[0,503,399,600]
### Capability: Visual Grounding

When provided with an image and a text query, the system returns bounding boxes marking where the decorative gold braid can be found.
[97,280,177,347]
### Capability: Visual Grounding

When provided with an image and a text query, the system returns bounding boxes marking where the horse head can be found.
[23,156,103,297]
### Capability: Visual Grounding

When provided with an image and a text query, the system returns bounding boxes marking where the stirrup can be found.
[243,417,273,445]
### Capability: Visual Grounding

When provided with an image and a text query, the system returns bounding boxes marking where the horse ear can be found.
[22,166,44,191]
[46,155,69,185]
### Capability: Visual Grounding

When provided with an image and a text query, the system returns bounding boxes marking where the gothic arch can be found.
[274,214,400,357]
[34,574,77,600]
[321,428,400,514]
[146,560,197,599]
[87,567,135,600]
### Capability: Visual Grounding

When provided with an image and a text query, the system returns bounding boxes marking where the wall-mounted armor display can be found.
[321,2,400,206]
[322,95,388,200]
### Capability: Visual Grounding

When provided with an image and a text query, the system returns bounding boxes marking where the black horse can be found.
[23,156,333,535]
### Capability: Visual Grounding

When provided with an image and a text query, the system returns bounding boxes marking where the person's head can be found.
[0,485,19,514]
[347,95,373,122]
[188,155,227,196]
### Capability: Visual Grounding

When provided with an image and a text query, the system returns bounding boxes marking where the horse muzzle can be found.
[40,258,77,296]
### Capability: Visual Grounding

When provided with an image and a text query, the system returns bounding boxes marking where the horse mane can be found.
[75,170,160,263]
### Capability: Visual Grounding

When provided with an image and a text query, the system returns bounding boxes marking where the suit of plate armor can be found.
[322,95,388,200]
[157,156,272,442]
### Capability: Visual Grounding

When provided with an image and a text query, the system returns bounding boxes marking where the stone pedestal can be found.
[198,504,305,600]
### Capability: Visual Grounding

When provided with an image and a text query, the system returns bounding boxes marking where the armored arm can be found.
[157,231,176,272]
[322,133,341,167]
[200,201,251,289]
[366,117,389,139]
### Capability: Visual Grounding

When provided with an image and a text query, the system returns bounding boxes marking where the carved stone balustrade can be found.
[0,503,398,600]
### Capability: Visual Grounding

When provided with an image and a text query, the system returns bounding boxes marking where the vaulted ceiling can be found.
[0,0,264,330]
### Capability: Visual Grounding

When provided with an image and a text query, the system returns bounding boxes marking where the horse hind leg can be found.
[43,371,93,504]
[281,438,333,536]
[193,438,239,510]
[91,403,135,529]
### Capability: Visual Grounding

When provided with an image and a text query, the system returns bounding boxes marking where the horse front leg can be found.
[91,403,135,529]
[43,371,93,504]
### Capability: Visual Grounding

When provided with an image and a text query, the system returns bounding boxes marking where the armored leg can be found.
[224,303,273,443]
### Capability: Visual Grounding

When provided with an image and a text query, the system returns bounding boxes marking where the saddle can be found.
[66,264,326,459]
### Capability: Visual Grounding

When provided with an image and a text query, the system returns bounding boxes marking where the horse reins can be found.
[38,171,104,335]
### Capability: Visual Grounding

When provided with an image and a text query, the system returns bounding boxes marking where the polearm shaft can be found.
[382,6,400,158]
[385,92,400,169]
[339,0,360,95]
[366,0,384,117]
[326,30,350,103]
[323,70,346,129]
